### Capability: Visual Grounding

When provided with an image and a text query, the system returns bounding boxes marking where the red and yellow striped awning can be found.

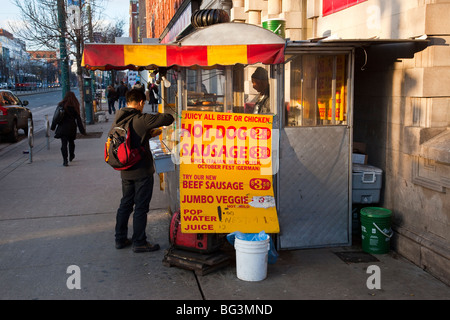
[82,43,285,70]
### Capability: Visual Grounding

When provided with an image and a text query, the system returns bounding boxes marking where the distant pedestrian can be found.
[51,91,86,166]
[106,85,117,115]
[132,81,145,94]
[116,81,128,110]
[113,89,174,252]
[146,81,159,113]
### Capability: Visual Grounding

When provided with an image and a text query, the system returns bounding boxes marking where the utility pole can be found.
[87,1,96,97]
[57,0,71,98]
[86,0,95,124]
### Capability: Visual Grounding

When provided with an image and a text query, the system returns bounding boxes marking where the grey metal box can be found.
[150,139,175,174]
[352,164,382,204]
[153,153,174,174]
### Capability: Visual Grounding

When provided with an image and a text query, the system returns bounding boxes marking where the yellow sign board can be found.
[178,111,279,233]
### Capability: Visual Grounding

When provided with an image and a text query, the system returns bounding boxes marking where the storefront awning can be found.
[82,43,285,70]
[285,37,429,69]
[82,23,286,70]
[286,37,429,54]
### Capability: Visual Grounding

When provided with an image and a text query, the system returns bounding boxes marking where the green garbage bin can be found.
[360,207,393,254]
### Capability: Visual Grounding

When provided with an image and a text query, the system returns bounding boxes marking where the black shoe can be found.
[115,238,132,249]
[63,160,68,166]
[133,242,160,253]
[69,154,75,162]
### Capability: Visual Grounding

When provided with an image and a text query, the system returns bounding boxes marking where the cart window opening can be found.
[240,64,277,116]
[182,64,278,116]
[285,54,349,127]
[165,69,178,103]
[160,69,179,152]
[186,69,226,112]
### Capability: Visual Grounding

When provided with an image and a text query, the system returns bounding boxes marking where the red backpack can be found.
[104,118,145,170]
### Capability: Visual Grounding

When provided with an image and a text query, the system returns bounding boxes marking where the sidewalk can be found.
[0,108,448,301]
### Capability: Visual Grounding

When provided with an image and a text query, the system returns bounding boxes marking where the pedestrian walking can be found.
[51,91,86,166]
[116,81,128,110]
[113,89,174,252]
[146,81,159,113]
[106,85,117,115]
[132,80,145,94]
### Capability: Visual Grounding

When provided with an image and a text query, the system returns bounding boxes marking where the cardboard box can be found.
[352,153,368,164]
[353,142,366,154]
[352,141,368,164]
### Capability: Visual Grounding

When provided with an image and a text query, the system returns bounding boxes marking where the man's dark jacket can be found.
[116,83,128,97]
[112,108,174,179]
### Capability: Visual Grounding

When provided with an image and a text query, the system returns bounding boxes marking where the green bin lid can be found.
[360,207,392,218]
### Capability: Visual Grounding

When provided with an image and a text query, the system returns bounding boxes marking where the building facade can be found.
[146,0,184,40]
[0,28,31,86]
[129,0,140,43]
[27,51,57,63]
[133,0,449,284]
[310,0,450,285]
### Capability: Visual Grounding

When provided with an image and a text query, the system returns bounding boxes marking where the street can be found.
[0,0,448,304]
[0,89,63,151]
[0,110,448,301]
[16,89,63,111]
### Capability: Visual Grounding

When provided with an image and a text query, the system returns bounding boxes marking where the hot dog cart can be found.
[84,23,396,255]
[82,23,286,256]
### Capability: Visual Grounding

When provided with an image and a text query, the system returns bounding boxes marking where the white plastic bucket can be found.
[234,236,270,281]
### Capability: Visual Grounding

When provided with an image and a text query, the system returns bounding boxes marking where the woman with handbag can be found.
[51,91,86,166]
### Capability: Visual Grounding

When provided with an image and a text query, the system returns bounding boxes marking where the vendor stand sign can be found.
[177,110,279,233]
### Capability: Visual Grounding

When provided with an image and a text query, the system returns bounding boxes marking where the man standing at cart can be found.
[116,81,128,110]
[249,67,270,114]
[113,89,174,253]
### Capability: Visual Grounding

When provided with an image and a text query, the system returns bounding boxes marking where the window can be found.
[186,68,226,113]
[183,64,277,115]
[284,54,349,126]
[1,92,19,105]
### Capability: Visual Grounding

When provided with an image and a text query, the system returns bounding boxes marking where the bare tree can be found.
[9,0,125,123]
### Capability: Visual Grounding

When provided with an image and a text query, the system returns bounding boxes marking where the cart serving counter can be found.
[82,23,285,243]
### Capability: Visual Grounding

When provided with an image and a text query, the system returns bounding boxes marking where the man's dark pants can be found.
[115,175,154,246]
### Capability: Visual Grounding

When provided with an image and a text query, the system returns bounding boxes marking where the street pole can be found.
[57,0,71,98]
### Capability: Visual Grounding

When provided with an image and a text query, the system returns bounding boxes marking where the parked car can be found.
[0,83,7,89]
[0,90,33,142]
